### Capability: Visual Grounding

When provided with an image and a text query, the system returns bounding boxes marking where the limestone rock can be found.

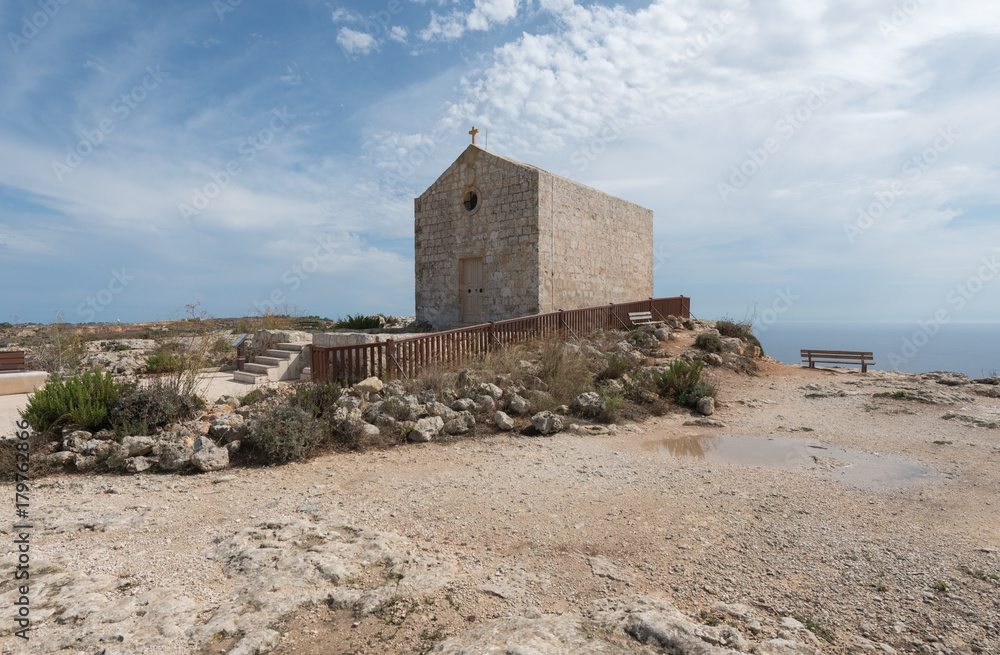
[410,416,444,442]
[526,390,556,412]
[425,401,458,421]
[477,382,504,400]
[125,456,154,474]
[192,446,230,472]
[532,411,564,435]
[475,394,496,413]
[654,327,671,341]
[684,417,728,428]
[80,439,112,457]
[353,376,384,394]
[217,394,241,408]
[705,353,725,366]
[121,435,155,457]
[451,398,476,412]
[46,451,76,466]
[209,413,248,443]
[443,411,475,435]
[754,639,824,655]
[494,411,516,431]
[158,443,193,471]
[193,435,217,451]
[74,454,98,471]
[573,391,603,415]
[507,394,530,415]
[359,422,381,441]
[696,397,715,416]
[62,430,92,453]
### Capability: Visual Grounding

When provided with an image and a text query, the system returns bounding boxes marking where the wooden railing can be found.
[311,296,690,385]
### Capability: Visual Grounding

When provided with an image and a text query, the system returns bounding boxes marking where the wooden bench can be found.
[0,351,25,374]
[801,349,874,373]
[628,311,663,327]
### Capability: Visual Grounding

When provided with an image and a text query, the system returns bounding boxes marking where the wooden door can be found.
[460,257,484,324]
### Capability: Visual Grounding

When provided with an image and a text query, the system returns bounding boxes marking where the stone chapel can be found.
[414,129,654,328]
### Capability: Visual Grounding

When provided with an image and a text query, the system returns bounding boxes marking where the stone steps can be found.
[233,342,311,383]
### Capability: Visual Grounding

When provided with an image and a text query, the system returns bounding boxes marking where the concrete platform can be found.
[0,371,48,396]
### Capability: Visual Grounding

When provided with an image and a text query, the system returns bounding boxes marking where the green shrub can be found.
[247,406,326,463]
[715,320,764,356]
[109,379,199,435]
[144,352,183,374]
[595,388,625,423]
[695,333,723,353]
[335,313,382,330]
[289,382,342,419]
[20,370,133,433]
[653,358,717,409]
[240,388,270,406]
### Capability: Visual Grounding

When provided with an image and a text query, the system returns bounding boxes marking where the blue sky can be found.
[1,0,998,327]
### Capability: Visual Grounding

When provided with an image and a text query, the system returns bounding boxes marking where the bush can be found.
[20,370,133,433]
[144,352,184,374]
[716,320,764,356]
[538,340,594,405]
[240,388,271,407]
[289,382,342,419]
[695,333,723,353]
[335,313,382,330]
[653,358,717,409]
[109,378,199,435]
[247,406,326,463]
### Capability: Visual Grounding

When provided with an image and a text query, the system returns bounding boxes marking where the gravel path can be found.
[1,342,998,654]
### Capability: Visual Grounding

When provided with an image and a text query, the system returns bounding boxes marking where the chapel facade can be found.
[414,134,653,328]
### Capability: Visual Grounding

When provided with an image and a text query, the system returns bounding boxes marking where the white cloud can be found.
[420,0,525,41]
[337,27,378,56]
[388,25,409,44]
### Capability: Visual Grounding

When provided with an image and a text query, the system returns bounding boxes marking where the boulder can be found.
[653,327,671,342]
[696,397,715,416]
[192,446,230,472]
[62,430,92,453]
[225,441,241,454]
[475,395,496,413]
[531,412,564,436]
[418,389,436,404]
[193,435,217,452]
[477,382,504,400]
[383,381,405,396]
[210,414,248,443]
[451,398,476,412]
[80,439,113,457]
[217,394,241,408]
[46,451,76,466]
[494,411,516,431]
[359,422,381,441]
[507,394,531,415]
[705,353,724,366]
[425,401,458,421]
[124,456,154,474]
[92,429,116,441]
[457,368,478,387]
[121,435,155,457]
[338,395,363,410]
[74,454,98,471]
[353,376,383,394]
[409,416,444,443]
[158,443,193,471]
[444,411,476,435]
[573,392,603,416]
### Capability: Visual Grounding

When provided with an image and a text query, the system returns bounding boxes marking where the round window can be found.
[463,190,478,212]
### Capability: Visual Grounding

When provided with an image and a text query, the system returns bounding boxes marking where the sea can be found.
[754,322,999,378]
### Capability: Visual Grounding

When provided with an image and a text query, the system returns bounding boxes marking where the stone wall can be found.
[537,172,654,312]
[415,146,541,328]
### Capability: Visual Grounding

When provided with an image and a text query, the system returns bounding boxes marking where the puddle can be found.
[646,434,938,490]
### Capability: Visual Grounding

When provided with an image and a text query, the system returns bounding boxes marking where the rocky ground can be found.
[1,329,998,655]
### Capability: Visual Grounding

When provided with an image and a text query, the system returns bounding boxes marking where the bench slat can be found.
[801,350,873,356]
[800,355,873,361]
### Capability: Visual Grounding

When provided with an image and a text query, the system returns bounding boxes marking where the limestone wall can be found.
[415,146,541,328]
[537,171,653,312]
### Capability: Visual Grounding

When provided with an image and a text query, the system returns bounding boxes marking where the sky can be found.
[1,0,998,329]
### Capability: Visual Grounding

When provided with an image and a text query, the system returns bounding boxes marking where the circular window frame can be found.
[461,185,482,215]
